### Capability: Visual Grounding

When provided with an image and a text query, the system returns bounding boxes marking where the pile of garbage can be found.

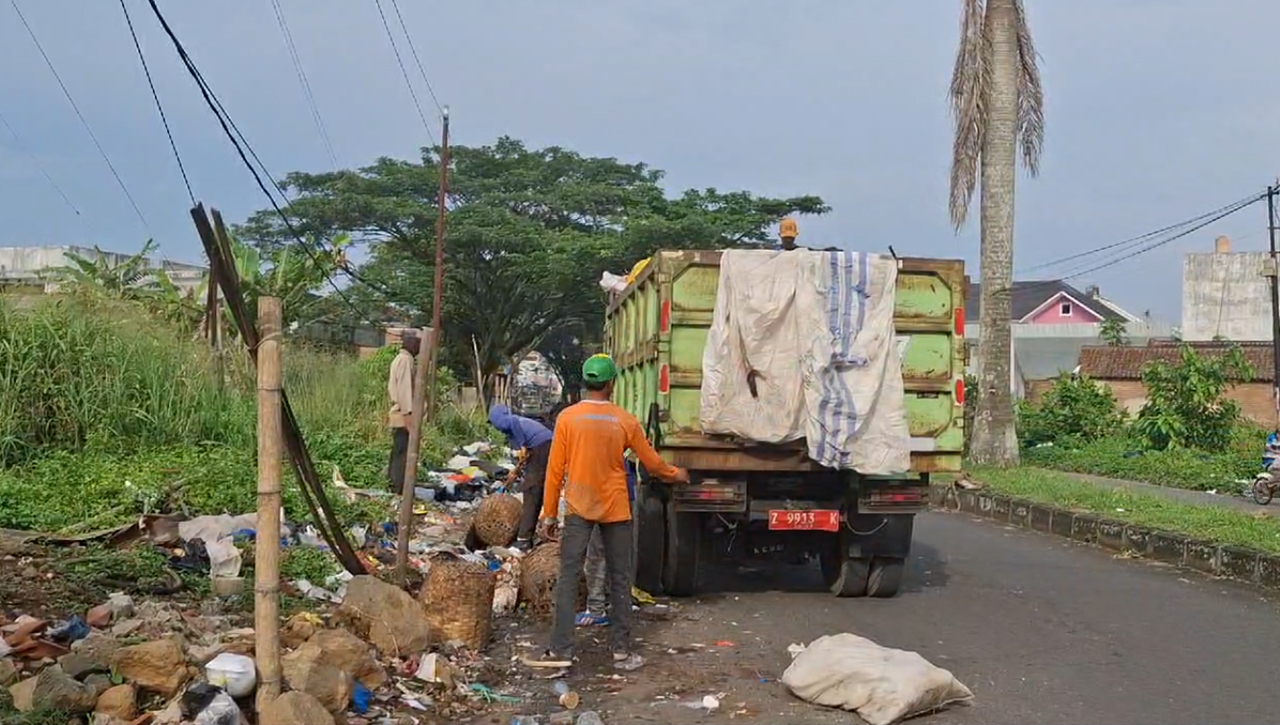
[1,574,537,724]
[0,440,639,723]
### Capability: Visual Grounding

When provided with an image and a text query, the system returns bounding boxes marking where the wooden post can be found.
[396,107,451,584]
[204,263,224,388]
[254,296,284,710]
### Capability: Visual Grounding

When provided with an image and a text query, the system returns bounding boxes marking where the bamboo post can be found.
[254,296,284,710]
[396,107,451,584]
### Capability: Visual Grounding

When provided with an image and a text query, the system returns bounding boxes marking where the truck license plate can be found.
[767,510,840,532]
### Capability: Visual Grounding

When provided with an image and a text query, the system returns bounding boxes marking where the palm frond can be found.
[1012,0,1044,176]
[948,0,990,231]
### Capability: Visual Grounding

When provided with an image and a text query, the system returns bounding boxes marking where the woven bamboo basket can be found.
[472,493,523,547]
[419,556,496,650]
[518,542,587,620]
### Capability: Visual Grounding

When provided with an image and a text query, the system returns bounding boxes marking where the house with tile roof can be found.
[1077,340,1276,425]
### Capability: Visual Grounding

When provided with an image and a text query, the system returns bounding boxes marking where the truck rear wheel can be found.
[867,557,905,598]
[827,555,871,598]
[662,503,700,597]
[633,490,665,595]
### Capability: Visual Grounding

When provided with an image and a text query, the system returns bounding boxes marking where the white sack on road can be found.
[699,249,910,474]
[781,633,973,725]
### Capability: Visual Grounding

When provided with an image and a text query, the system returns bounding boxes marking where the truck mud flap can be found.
[843,514,915,560]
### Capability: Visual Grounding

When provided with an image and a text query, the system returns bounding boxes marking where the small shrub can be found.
[1018,374,1126,447]
[1134,344,1254,451]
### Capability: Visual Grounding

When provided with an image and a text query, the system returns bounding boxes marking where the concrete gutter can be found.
[930,485,1280,589]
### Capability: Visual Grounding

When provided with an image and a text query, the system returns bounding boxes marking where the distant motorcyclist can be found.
[1264,429,1280,471]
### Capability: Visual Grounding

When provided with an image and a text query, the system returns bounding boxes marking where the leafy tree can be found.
[948,0,1045,467]
[236,137,828,395]
[1017,374,1126,447]
[1099,318,1128,347]
[1134,344,1254,451]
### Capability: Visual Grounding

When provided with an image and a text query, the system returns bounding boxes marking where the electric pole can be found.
[1268,184,1280,425]
[396,108,450,585]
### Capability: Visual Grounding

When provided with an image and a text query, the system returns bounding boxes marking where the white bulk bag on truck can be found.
[699,249,910,474]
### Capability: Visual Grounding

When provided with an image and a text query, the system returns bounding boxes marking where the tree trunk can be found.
[969,0,1021,467]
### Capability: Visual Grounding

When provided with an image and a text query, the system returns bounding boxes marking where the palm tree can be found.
[949,0,1044,466]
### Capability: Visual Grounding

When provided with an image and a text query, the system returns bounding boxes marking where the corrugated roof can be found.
[1078,342,1275,382]
[966,280,1127,322]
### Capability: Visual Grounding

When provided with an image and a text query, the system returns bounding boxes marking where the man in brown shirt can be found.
[387,334,419,494]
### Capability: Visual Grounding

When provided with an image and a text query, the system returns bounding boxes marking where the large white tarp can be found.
[698,249,910,475]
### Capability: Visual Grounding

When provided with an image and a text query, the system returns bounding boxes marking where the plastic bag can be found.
[781,633,973,725]
[204,652,257,698]
[598,271,628,293]
[183,683,245,725]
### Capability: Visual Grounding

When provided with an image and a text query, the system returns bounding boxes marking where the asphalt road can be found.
[542,509,1280,725]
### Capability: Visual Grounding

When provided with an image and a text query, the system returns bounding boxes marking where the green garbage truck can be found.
[605,249,966,598]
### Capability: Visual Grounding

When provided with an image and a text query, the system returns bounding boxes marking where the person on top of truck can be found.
[778,217,839,252]
[488,404,553,551]
[533,354,689,670]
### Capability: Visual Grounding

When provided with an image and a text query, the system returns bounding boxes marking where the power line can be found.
[268,0,338,167]
[1060,193,1264,281]
[118,0,194,205]
[143,0,393,325]
[998,193,1266,303]
[387,0,444,115]
[372,0,437,144]
[0,106,83,218]
[1019,192,1265,276]
[11,0,150,233]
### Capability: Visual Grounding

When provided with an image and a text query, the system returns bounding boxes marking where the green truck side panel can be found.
[606,251,966,473]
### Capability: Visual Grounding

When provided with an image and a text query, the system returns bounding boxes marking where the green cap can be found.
[582,354,618,384]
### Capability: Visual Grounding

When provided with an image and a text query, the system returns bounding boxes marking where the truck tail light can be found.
[955,307,964,337]
[954,377,965,406]
[659,363,670,394]
[867,488,924,505]
[660,299,671,333]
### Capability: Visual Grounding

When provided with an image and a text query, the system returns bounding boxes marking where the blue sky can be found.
[2,0,1278,321]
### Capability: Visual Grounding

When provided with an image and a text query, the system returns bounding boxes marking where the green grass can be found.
[1022,436,1259,492]
[969,466,1280,555]
[0,297,495,533]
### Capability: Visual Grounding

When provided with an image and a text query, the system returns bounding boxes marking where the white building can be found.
[0,245,206,297]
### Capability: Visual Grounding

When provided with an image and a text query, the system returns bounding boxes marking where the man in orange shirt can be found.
[535,354,688,669]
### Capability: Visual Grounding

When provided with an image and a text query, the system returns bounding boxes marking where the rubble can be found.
[292,627,387,688]
[113,637,190,697]
[281,648,354,715]
[94,683,138,722]
[259,690,337,725]
[338,575,432,658]
[8,666,98,713]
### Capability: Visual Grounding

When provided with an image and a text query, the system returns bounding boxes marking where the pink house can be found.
[966,281,1140,326]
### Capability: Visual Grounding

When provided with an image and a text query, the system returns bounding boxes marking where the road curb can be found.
[929,485,1280,590]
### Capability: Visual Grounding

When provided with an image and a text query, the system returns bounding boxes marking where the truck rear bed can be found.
[605,250,965,473]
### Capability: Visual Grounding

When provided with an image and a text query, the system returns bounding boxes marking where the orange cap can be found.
[779,217,799,239]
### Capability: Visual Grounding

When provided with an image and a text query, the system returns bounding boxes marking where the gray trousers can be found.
[551,515,633,656]
[585,498,639,613]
